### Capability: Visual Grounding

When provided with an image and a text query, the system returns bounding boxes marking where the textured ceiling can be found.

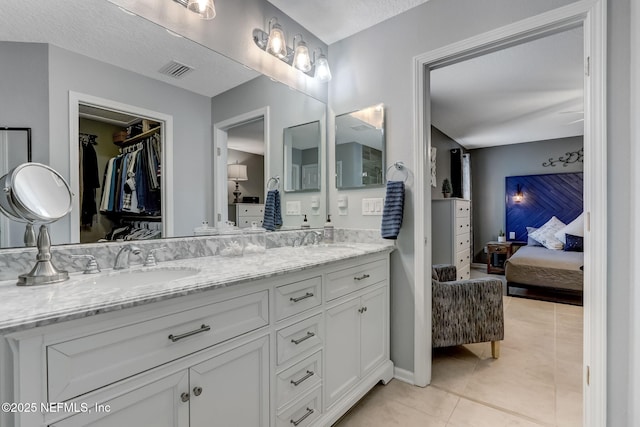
[267,0,431,44]
[0,0,258,98]
[431,26,584,149]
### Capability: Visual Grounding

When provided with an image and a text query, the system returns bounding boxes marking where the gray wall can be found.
[47,44,213,240]
[469,136,583,262]
[431,127,465,200]
[211,75,327,228]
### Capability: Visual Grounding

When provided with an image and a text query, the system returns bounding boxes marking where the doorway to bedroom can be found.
[414,2,606,426]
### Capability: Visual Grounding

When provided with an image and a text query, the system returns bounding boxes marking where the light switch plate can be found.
[285,201,301,216]
[509,231,516,239]
[362,198,383,216]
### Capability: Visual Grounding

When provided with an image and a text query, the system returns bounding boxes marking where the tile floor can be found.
[333,270,583,427]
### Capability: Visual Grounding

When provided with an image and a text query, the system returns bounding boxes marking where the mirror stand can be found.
[18,224,68,286]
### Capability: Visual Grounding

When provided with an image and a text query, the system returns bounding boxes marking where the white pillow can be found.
[529,216,566,250]
[554,213,584,244]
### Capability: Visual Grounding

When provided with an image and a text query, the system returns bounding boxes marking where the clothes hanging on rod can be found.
[79,134,100,227]
[99,133,161,216]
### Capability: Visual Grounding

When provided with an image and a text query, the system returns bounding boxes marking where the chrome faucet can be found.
[114,244,142,270]
[293,230,324,247]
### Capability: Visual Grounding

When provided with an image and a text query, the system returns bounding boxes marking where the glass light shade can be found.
[266,24,287,59]
[293,41,311,72]
[227,163,248,181]
[187,0,216,19]
[314,54,332,82]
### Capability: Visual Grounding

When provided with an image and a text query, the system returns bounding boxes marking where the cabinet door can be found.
[360,287,386,376]
[51,371,189,427]
[325,298,361,408]
[189,336,269,427]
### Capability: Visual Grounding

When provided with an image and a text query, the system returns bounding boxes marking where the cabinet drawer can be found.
[454,200,470,218]
[457,264,471,280]
[238,204,265,216]
[48,291,269,402]
[455,249,471,271]
[488,244,508,254]
[326,260,387,301]
[455,233,470,252]
[237,216,263,228]
[454,216,471,236]
[276,351,322,409]
[276,387,322,427]
[277,314,323,365]
[275,276,322,321]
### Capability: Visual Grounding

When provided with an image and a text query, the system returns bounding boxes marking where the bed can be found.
[503,172,584,305]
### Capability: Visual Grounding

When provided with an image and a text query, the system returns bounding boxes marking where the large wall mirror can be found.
[335,104,385,189]
[283,121,321,192]
[0,0,327,249]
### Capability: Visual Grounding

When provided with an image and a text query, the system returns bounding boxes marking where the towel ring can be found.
[386,162,408,182]
[267,176,280,190]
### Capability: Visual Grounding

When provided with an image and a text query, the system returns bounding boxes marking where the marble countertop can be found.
[0,243,394,334]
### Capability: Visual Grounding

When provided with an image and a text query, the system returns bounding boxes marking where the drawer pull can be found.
[358,306,368,314]
[354,274,370,281]
[291,370,315,386]
[290,292,314,303]
[291,408,314,426]
[181,392,190,402]
[291,331,315,345]
[193,386,203,397]
[168,324,211,342]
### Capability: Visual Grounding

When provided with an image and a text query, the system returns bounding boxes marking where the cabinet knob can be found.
[181,392,190,402]
[193,386,203,397]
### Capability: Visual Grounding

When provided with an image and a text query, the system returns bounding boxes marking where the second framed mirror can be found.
[335,104,385,189]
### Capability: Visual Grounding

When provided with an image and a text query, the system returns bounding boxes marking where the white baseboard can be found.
[471,262,485,269]
[393,367,414,385]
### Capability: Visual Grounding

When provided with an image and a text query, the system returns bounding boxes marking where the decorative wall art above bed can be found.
[505,172,583,243]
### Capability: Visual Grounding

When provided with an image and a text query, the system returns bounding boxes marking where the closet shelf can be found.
[115,126,161,147]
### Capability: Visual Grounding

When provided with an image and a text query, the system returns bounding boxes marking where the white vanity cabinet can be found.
[0,250,393,427]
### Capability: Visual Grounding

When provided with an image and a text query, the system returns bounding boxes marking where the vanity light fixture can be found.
[173,0,216,20]
[253,18,332,81]
[513,184,524,203]
[292,35,311,72]
[314,51,332,82]
[266,19,288,59]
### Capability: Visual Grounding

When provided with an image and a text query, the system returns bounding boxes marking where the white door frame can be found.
[69,92,174,242]
[212,107,270,225]
[412,2,607,426]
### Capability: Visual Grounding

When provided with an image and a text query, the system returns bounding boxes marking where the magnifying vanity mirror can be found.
[0,0,327,250]
[335,104,385,189]
[283,121,321,192]
[0,163,73,285]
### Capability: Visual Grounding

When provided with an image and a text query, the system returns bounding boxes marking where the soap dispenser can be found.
[301,214,310,229]
[323,214,334,243]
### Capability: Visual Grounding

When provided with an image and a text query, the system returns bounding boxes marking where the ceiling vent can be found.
[159,60,194,79]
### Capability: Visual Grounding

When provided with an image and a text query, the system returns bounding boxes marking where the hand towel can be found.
[381,181,405,239]
[263,189,282,231]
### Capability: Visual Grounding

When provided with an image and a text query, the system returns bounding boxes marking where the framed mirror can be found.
[0,0,327,248]
[335,104,385,189]
[283,121,321,192]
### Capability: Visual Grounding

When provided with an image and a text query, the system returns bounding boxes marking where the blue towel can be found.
[381,181,405,239]
[263,189,282,231]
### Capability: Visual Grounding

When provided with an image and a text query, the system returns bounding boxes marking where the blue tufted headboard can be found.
[505,172,583,242]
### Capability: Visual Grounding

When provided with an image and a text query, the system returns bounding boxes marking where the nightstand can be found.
[486,241,526,274]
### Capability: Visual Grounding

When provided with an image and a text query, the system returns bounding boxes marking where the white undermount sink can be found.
[77,267,200,288]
